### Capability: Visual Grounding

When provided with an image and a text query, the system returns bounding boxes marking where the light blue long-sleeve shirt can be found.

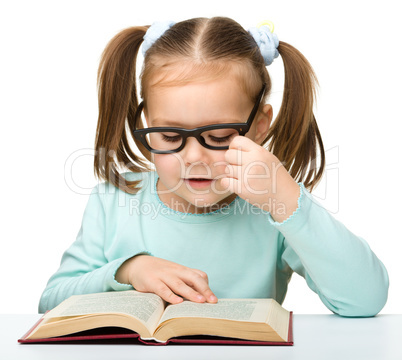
[38,171,389,316]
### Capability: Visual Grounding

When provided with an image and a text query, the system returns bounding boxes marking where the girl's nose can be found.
[180,136,210,165]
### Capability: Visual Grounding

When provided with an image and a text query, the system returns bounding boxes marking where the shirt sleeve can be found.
[38,186,150,313]
[271,183,389,317]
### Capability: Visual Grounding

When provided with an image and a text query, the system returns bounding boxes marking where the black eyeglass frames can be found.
[132,84,266,154]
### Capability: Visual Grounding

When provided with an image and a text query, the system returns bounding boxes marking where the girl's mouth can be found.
[184,178,214,189]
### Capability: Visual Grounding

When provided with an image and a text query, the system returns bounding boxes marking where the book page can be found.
[158,299,273,326]
[44,291,165,331]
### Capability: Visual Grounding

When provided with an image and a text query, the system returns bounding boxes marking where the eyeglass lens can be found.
[145,128,240,151]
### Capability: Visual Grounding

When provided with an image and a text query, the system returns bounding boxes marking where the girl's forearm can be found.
[275,185,389,317]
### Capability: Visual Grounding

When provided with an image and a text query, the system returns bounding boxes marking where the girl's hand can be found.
[222,136,300,223]
[115,255,218,304]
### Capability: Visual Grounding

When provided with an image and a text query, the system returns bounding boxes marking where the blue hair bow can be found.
[248,25,279,66]
[142,21,176,56]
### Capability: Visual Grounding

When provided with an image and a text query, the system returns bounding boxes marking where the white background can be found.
[1,0,401,314]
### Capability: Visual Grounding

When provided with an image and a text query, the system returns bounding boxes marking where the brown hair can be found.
[94,17,325,193]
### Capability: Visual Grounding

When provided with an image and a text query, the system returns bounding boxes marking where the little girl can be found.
[39,17,388,316]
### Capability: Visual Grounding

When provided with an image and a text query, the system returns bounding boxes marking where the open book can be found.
[19,290,293,345]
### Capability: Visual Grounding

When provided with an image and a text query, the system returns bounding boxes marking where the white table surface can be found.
[1,314,401,360]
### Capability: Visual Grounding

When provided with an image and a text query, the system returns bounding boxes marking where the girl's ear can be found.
[254,104,273,145]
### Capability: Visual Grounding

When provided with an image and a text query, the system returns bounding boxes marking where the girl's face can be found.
[145,76,272,214]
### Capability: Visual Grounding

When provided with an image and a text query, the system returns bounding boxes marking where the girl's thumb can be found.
[220,177,238,194]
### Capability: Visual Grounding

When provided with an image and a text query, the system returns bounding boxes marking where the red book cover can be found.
[18,312,293,346]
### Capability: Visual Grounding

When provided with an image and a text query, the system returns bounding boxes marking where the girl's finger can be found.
[220,177,239,196]
[225,163,241,180]
[190,269,209,283]
[165,278,207,303]
[224,148,245,166]
[180,271,218,303]
[228,135,257,151]
[152,281,184,304]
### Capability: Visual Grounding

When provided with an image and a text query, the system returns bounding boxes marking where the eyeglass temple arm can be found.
[247,83,267,126]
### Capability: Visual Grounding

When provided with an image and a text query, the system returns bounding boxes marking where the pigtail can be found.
[94,26,151,194]
[264,41,325,190]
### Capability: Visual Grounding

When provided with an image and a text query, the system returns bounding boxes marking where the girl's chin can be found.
[183,193,237,213]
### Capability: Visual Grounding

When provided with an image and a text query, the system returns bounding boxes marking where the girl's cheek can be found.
[154,154,185,175]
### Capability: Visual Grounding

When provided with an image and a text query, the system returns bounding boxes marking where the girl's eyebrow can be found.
[151,119,182,127]
[151,118,244,127]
